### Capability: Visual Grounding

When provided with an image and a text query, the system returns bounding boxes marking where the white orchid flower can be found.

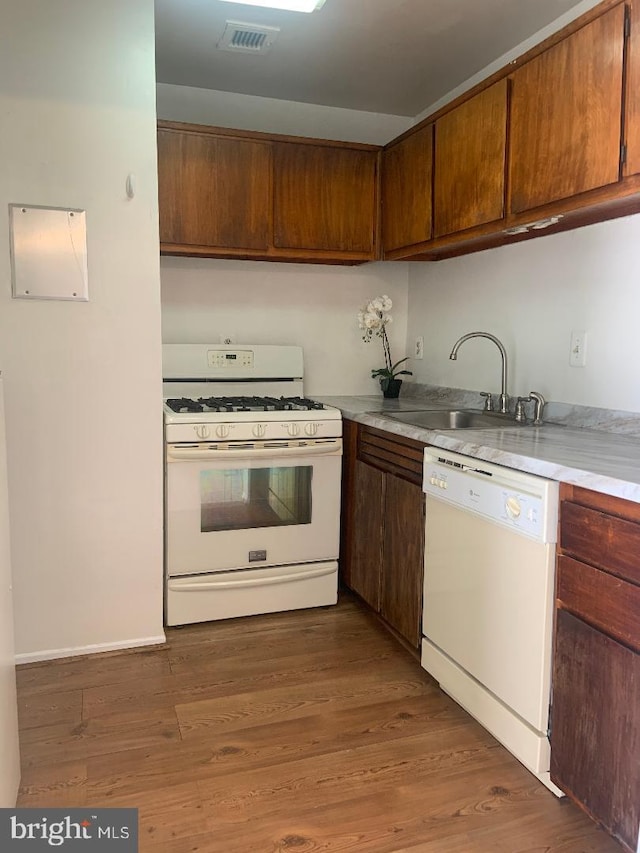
[356,295,412,390]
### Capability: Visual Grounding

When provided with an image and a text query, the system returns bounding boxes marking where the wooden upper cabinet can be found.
[272,142,378,257]
[157,123,380,263]
[508,5,626,215]
[381,123,433,253]
[157,126,271,250]
[434,80,508,237]
[625,2,640,177]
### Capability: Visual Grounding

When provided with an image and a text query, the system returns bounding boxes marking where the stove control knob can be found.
[195,424,210,440]
[252,423,266,438]
[215,424,230,439]
[304,422,319,436]
[286,422,300,437]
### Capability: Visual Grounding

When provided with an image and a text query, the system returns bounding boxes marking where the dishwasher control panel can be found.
[423,449,559,543]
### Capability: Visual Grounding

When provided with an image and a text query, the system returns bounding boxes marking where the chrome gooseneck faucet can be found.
[449,331,509,413]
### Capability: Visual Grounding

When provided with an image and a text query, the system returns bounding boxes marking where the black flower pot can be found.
[380,378,402,399]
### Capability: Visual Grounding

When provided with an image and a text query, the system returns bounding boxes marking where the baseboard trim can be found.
[15,633,167,665]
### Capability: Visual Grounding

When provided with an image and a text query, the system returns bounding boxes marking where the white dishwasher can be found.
[421,447,562,795]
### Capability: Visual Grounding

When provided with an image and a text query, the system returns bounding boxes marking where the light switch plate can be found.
[570,330,587,367]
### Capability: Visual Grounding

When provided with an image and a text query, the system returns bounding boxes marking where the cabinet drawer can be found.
[560,501,640,585]
[557,555,640,653]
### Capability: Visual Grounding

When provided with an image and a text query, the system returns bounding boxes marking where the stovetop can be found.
[163,394,342,442]
[165,395,327,414]
[162,344,341,441]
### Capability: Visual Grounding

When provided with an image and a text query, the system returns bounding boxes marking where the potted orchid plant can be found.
[357,295,412,398]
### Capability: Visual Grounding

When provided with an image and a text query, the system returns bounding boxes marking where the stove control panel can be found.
[207,349,254,369]
[164,416,342,445]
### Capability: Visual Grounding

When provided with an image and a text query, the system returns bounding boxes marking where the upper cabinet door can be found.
[434,80,508,238]
[509,5,626,215]
[157,127,272,250]
[625,3,640,177]
[272,143,378,256]
[381,124,433,254]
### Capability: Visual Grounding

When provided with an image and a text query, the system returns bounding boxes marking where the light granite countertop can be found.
[318,394,640,504]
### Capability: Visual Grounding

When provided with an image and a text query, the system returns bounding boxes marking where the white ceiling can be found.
[154,0,597,118]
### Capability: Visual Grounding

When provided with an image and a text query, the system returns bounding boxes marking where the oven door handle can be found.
[166,441,342,461]
[168,565,336,591]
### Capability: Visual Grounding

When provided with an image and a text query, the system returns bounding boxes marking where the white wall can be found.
[157,83,412,144]
[406,214,640,412]
[161,258,409,396]
[0,0,165,660]
[0,376,20,805]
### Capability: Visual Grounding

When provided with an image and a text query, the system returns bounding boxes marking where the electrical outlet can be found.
[570,330,587,367]
[219,333,237,345]
[414,336,424,360]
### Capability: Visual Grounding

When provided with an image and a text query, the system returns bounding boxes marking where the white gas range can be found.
[162,344,342,627]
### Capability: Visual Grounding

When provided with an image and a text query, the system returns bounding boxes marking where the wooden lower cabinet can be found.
[551,484,640,852]
[551,610,640,851]
[349,459,384,611]
[341,421,425,648]
[379,472,424,647]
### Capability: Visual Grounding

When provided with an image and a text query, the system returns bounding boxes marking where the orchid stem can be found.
[382,323,392,373]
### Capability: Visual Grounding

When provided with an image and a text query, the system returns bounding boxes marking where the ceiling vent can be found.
[217,20,280,54]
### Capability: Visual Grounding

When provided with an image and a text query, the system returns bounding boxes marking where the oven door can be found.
[165,438,342,576]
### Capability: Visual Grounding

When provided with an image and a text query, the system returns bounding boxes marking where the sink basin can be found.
[379,409,516,430]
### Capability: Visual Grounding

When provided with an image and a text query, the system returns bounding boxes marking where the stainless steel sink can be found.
[379,409,517,430]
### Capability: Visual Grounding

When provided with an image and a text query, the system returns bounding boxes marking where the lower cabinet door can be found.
[551,609,640,851]
[349,460,384,610]
[380,473,424,647]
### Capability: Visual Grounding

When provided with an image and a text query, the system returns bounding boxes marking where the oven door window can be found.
[200,465,312,532]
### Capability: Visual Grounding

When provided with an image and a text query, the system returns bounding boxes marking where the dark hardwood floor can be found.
[16,594,621,852]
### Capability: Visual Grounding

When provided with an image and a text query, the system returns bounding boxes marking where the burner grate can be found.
[166,395,326,414]
[194,395,325,412]
[165,397,204,413]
